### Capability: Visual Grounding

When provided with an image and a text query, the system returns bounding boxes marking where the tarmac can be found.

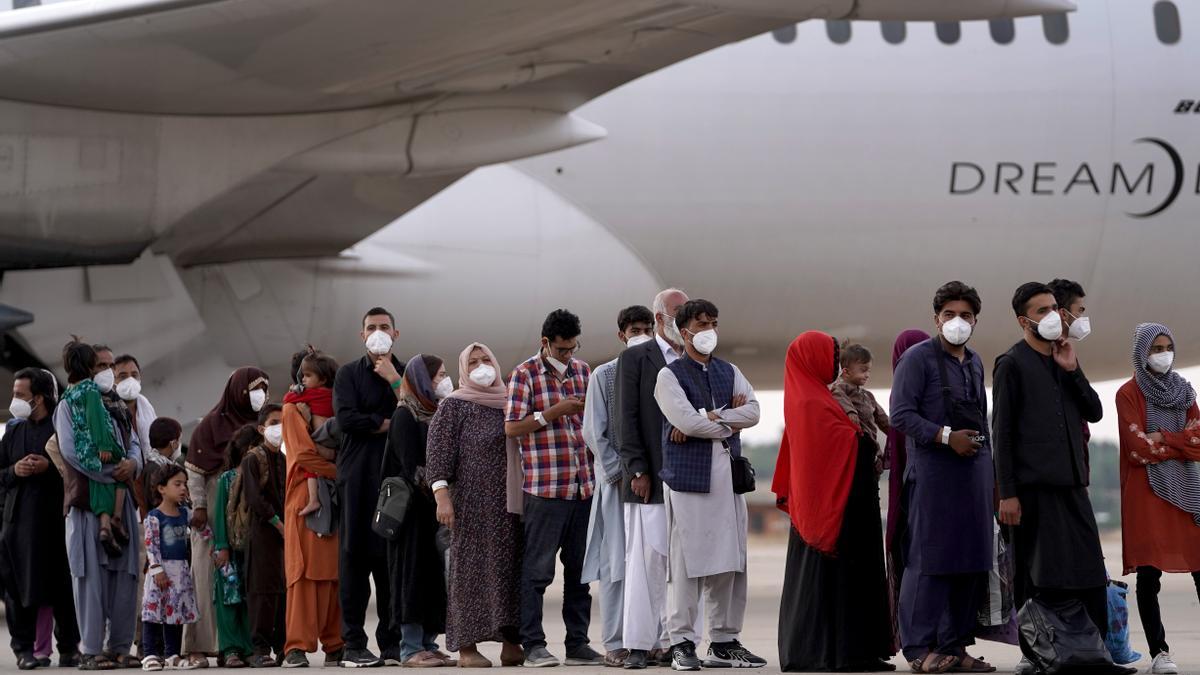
[0,536,1194,674]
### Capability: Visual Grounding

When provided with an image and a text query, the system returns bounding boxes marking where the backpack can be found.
[226,447,270,552]
[1018,597,1114,675]
[372,476,414,541]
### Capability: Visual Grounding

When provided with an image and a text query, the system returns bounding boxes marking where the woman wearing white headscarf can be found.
[1115,323,1200,675]
[426,343,524,668]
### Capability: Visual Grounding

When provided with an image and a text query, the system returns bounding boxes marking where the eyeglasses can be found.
[546,342,581,357]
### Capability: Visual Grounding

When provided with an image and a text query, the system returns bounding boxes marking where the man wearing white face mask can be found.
[1049,279,1096,471]
[581,305,655,667]
[332,307,406,667]
[993,282,1114,673]
[652,299,765,670]
[888,281,995,673]
[114,354,158,481]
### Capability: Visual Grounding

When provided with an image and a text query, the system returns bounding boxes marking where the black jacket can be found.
[992,340,1103,499]
[615,337,670,504]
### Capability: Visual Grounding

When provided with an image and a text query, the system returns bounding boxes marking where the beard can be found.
[662,320,685,348]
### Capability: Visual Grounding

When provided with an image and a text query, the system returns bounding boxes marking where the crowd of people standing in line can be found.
[0,280,1196,674]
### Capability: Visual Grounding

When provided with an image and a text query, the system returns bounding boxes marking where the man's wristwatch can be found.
[941,426,952,445]
[534,411,548,427]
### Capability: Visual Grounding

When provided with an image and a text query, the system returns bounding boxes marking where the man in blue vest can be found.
[652,299,765,671]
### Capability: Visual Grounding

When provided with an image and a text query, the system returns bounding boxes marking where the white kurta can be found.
[653,364,759,579]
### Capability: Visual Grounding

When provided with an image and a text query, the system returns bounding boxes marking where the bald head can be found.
[653,288,688,343]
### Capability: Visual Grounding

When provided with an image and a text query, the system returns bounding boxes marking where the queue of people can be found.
[0,281,1196,674]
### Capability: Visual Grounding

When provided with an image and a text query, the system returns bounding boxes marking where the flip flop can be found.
[950,656,995,673]
[909,654,957,674]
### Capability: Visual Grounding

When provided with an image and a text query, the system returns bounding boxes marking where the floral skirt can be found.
[141,559,199,625]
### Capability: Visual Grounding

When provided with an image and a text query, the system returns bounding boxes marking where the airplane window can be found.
[772,25,797,44]
[826,20,851,44]
[1154,1,1181,44]
[989,18,1015,44]
[1042,13,1069,44]
[936,21,961,45]
[881,21,906,44]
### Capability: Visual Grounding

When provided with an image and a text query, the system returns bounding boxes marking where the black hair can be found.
[62,338,97,384]
[541,309,582,341]
[932,281,982,315]
[149,417,183,450]
[149,463,187,508]
[674,299,719,330]
[420,355,444,380]
[227,424,261,471]
[257,403,283,427]
[91,344,113,356]
[114,354,140,371]
[362,307,395,328]
[13,367,58,412]
[840,342,872,369]
[1012,281,1055,316]
[301,352,339,388]
[617,305,654,333]
[831,336,842,384]
[290,349,309,386]
[1048,278,1086,312]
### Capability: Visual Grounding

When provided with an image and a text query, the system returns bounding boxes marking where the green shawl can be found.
[62,378,123,473]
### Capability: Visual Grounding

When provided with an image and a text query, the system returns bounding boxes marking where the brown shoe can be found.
[604,650,630,668]
[456,653,491,669]
[402,652,444,668]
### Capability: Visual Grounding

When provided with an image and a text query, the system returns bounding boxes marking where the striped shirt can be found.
[506,354,594,500]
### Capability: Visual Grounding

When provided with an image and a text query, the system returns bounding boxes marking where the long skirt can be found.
[778,437,894,672]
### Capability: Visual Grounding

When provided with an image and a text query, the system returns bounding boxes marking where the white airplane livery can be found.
[0,0,1189,426]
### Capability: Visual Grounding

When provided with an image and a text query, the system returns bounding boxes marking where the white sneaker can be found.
[1150,652,1179,675]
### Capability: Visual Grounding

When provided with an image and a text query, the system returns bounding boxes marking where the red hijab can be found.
[771,331,861,555]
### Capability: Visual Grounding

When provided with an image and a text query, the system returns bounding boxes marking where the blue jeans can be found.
[400,623,439,661]
[519,495,593,652]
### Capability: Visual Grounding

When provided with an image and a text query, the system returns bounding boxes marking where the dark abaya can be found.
[779,436,894,672]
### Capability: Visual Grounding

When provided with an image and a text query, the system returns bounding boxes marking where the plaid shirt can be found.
[506,354,594,500]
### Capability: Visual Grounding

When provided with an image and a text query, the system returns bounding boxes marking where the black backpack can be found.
[1018,597,1114,675]
[371,476,414,540]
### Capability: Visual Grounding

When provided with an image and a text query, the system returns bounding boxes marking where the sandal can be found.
[909,654,957,674]
[225,654,248,669]
[79,655,117,671]
[104,653,142,669]
[950,656,995,673]
[99,529,124,558]
[112,517,131,545]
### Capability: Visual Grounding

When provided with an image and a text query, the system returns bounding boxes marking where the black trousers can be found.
[519,495,592,652]
[142,624,182,659]
[339,545,401,652]
[248,592,286,657]
[5,588,80,658]
[1135,566,1200,657]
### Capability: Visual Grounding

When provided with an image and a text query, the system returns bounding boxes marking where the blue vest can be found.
[660,356,740,493]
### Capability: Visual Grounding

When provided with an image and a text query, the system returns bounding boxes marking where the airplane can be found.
[3,0,1186,428]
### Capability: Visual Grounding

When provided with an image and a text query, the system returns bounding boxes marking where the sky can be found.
[739,366,1200,445]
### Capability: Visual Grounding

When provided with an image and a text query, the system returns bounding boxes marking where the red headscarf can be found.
[771,331,861,555]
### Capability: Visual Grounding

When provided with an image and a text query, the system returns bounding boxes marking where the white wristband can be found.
[431,480,449,493]
[534,411,548,427]
[941,426,952,445]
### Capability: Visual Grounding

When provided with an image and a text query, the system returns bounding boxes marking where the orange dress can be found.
[281,404,343,654]
[1115,380,1200,575]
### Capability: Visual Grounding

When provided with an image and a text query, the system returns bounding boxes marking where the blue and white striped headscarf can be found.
[1132,322,1200,526]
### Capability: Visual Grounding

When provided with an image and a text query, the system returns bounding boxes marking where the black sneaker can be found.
[282,651,309,669]
[564,646,604,667]
[324,650,344,668]
[378,648,402,667]
[17,654,39,670]
[703,641,766,669]
[669,642,700,672]
[339,649,382,669]
[36,657,51,669]
[624,651,649,670]
[60,654,82,669]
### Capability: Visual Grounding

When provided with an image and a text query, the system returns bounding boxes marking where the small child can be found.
[831,342,890,473]
[141,464,199,671]
[282,350,338,518]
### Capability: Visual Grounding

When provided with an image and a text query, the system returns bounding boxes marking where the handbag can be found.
[729,441,755,495]
[1104,579,1143,665]
[371,476,414,540]
[1018,597,1113,675]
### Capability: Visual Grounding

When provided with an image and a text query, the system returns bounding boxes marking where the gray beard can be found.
[661,322,685,349]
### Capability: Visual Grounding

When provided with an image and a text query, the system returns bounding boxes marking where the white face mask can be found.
[94,368,115,394]
[626,334,653,349]
[116,377,141,402]
[249,388,267,412]
[1148,351,1175,374]
[941,316,973,346]
[263,424,283,448]
[1027,310,1063,341]
[365,330,393,355]
[435,377,454,399]
[468,364,496,386]
[1068,315,1091,341]
[8,397,32,420]
[690,329,719,355]
[545,356,568,376]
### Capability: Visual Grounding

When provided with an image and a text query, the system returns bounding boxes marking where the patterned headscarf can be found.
[400,354,442,423]
[1132,323,1200,526]
[1132,323,1195,433]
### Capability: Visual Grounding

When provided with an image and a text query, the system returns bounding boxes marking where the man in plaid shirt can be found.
[505,309,601,667]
